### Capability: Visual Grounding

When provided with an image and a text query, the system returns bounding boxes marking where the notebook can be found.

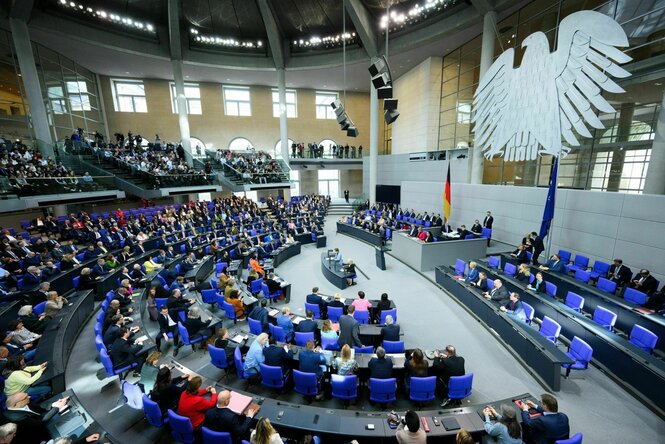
[269,309,279,317]
[441,416,460,431]
[135,335,148,343]
[228,391,253,414]
[231,334,246,343]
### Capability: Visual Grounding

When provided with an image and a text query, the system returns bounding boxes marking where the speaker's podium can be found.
[316,235,327,248]
[375,247,386,270]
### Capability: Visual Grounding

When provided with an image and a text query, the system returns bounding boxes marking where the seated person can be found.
[2,356,50,400]
[520,394,570,444]
[91,258,109,278]
[482,280,509,305]
[109,327,145,376]
[511,244,530,265]
[184,307,212,344]
[150,366,191,415]
[299,340,327,382]
[368,346,393,379]
[297,310,318,334]
[276,306,295,342]
[539,254,565,273]
[457,225,472,238]
[213,327,241,362]
[265,273,283,297]
[203,389,256,442]
[327,292,347,315]
[6,321,40,349]
[464,261,479,283]
[320,320,338,342]
[263,337,295,373]
[333,344,358,376]
[515,263,531,282]
[306,287,327,319]
[527,272,546,294]
[246,269,260,288]
[404,348,428,381]
[424,231,434,243]
[500,292,527,322]
[243,333,268,376]
[226,289,247,320]
[343,260,357,286]
[608,258,632,286]
[248,299,269,333]
[17,305,48,334]
[629,269,659,295]
[177,376,217,430]
[483,405,523,444]
[380,311,401,340]
[3,393,71,443]
[144,258,162,273]
[470,271,488,291]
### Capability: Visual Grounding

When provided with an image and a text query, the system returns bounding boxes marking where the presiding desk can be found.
[502,254,665,354]
[35,289,95,393]
[477,263,665,412]
[393,232,487,272]
[321,252,355,289]
[336,222,384,247]
[435,267,572,391]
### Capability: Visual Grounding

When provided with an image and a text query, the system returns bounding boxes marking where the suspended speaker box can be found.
[377,85,393,100]
[384,109,400,124]
[368,57,388,77]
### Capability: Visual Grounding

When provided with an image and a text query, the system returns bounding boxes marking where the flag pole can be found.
[545,150,561,259]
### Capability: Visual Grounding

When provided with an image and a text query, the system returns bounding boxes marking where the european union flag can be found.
[539,158,558,238]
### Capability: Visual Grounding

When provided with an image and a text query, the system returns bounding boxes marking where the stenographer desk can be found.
[499,254,665,354]
[394,232,487,272]
[435,267,572,391]
[34,289,95,393]
[336,222,384,247]
[321,252,355,289]
[477,263,665,412]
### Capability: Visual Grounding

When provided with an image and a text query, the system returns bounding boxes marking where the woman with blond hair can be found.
[320,320,338,341]
[516,263,532,283]
[333,344,358,376]
[139,351,162,393]
[464,261,479,283]
[251,417,284,444]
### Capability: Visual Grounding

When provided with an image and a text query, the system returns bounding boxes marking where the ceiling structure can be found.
[1,0,662,93]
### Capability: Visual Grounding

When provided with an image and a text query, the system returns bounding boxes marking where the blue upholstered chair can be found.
[592,306,617,331]
[624,288,647,306]
[248,317,263,335]
[327,306,343,322]
[629,325,658,354]
[409,376,436,404]
[447,373,473,405]
[331,374,358,403]
[167,409,195,444]
[293,370,319,398]
[295,332,315,347]
[142,395,167,428]
[596,278,617,294]
[539,316,562,343]
[488,256,500,269]
[380,308,397,324]
[522,302,534,325]
[382,340,404,354]
[589,261,610,281]
[369,378,397,404]
[260,364,288,390]
[305,302,321,319]
[562,337,593,378]
[353,310,369,325]
[202,428,232,444]
[564,292,584,313]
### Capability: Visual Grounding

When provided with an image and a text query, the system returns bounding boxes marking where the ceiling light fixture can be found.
[292,32,357,50]
[380,0,458,32]
[56,0,155,34]
[189,28,263,50]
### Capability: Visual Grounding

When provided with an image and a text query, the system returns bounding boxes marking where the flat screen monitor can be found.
[376,185,401,205]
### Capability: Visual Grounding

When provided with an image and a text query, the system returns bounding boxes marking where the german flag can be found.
[444,163,451,222]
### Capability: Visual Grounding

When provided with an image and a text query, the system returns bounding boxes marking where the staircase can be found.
[327,203,355,215]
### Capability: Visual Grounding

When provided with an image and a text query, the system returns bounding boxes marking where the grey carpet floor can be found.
[65,215,665,443]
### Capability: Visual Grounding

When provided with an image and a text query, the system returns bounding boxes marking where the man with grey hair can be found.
[368,346,393,379]
[0,423,16,444]
[22,266,42,288]
[380,315,400,342]
[184,305,212,346]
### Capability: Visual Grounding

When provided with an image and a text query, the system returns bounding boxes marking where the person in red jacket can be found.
[177,376,218,429]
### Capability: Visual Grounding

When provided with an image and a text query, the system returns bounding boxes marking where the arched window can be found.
[180,137,207,157]
[228,137,253,151]
[274,138,294,159]
[319,139,337,158]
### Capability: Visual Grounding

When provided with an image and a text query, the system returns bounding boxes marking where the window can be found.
[111,79,147,112]
[272,89,297,118]
[170,83,202,115]
[223,86,251,116]
[47,86,67,114]
[319,139,336,158]
[275,138,294,159]
[315,91,338,119]
[67,81,91,111]
[229,137,253,151]
[318,169,339,198]
[457,102,471,124]
[290,170,300,196]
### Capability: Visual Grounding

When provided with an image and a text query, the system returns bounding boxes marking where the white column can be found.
[470,11,496,184]
[9,18,53,157]
[369,81,379,205]
[172,60,193,166]
[277,68,289,163]
[643,91,665,195]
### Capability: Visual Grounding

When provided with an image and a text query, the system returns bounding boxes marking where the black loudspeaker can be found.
[372,72,390,89]
[384,109,400,124]
[384,98,398,110]
[377,85,393,99]
[341,120,351,130]
[347,126,359,137]
[368,57,387,77]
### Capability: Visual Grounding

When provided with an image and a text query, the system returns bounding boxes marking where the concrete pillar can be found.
[172,60,193,166]
[643,92,665,195]
[469,11,496,185]
[606,102,634,191]
[277,68,289,163]
[9,18,54,157]
[369,81,379,205]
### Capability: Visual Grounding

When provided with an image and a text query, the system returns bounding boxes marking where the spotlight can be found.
[384,109,400,124]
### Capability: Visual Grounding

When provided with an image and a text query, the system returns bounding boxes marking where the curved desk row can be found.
[35,289,95,393]
[269,242,302,268]
[336,222,384,247]
[502,254,665,354]
[476,263,665,413]
[394,232,487,272]
[320,252,354,289]
[434,267,572,392]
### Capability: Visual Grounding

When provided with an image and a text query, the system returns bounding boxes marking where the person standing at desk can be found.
[483,211,494,230]
[332,248,343,269]
[338,305,362,348]
[531,232,545,266]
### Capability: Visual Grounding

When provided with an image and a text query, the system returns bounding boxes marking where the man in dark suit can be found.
[368,346,393,379]
[3,392,69,444]
[327,292,347,315]
[470,220,482,234]
[306,287,327,318]
[263,337,295,373]
[520,394,570,444]
[531,232,545,265]
[540,254,566,273]
[441,221,454,234]
[483,211,494,229]
[203,390,256,442]
[297,310,318,334]
[247,299,269,333]
[21,267,42,288]
[157,306,180,355]
[483,280,509,305]
[380,315,400,341]
[629,269,658,294]
[338,305,362,348]
[511,244,530,265]
[407,225,418,237]
[608,259,632,286]
[91,258,109,278]
[433,345,466,406]
[109,327,145,375]
[166,289,194,321]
